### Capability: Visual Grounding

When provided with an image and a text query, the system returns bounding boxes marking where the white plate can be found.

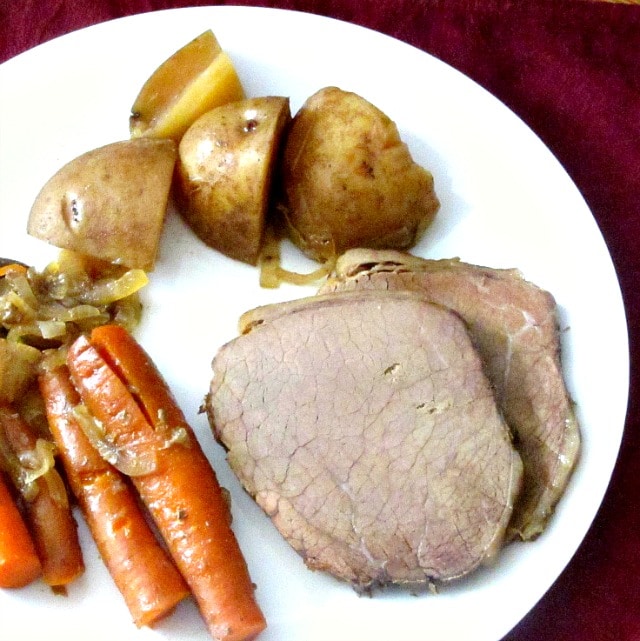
[0,6,629,641]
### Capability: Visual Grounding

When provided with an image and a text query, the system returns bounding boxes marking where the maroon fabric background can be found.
[1,2,638,640]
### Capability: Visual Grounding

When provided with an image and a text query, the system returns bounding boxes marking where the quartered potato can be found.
[129,30,245,142]
[280,86,440,262]
[27,139,177,271]
[175,96,291,265]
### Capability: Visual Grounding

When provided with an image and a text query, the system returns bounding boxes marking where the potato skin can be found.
[27,139,177,271]
[175,96,290,265]
[280,87,439,262]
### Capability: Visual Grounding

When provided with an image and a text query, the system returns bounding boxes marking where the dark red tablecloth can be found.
[1,2,638,640]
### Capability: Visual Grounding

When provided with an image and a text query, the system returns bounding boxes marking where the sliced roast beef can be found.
[208,290,523,590]
[320,249,581,540]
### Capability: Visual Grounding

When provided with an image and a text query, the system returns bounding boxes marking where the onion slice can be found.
[259,225,335,288]
[72,404,158,477]
[0,430,60,503]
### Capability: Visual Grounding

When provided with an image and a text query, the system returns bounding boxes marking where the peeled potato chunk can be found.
[176,96,291,265]
[280,86,440,262]
[27,139,177,271]
[130,29,245,141]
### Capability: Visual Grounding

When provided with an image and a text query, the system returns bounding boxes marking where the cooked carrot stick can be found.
[67,327,266,641]
[0,472,42,588]
[0,403,84,587]
[38,364,190,627]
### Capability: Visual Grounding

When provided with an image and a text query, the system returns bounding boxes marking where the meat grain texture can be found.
[320,249,581,540]
[208,291,523,590]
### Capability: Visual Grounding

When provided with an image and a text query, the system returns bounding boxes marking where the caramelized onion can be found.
[259,225,335,288]
[5,271,38,310]
[0,250,147,347]
[0,431,58,502]
[18,438,57,484]
[77,269,149,306]
[43,465,70,509]
[72,404,157,477]
[38,347,69,373]
[272,262,335,286]
[36,319,68,340]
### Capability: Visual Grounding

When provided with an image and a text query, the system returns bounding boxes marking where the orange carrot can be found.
[0,472,42,588]
[38,364,190,627]
[67,327,266,641]
[0,403,84,587]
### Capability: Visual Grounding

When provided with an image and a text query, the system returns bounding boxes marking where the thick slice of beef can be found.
[320,249,581,540]
[208,290,523,590]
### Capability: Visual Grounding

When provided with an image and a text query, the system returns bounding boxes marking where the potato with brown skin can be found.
[279,86,440,262]
[27,139,177,271]
[129,30,245,142]
[175,96,291,265]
